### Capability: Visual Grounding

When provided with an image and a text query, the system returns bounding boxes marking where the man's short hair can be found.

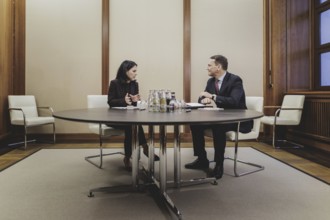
[210,55,228,70]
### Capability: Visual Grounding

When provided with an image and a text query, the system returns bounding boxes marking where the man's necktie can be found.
[215,79,220,95]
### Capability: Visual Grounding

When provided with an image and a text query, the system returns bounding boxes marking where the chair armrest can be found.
[9,107,23,112]
[272,106,303,124]
[8,108,26,123]
[37,106,54,115]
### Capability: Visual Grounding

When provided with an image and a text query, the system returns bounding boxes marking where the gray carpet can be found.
[0,147,329,220]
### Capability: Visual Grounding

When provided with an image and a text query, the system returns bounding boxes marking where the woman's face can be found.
[126,65,138,82]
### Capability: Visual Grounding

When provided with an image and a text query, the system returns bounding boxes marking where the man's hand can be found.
[125,93,132,105]
[200,91,212,99]
[201,97,212,104]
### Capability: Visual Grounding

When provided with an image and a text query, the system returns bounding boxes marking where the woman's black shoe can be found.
[123,157,132,172]
[142,144,160,161]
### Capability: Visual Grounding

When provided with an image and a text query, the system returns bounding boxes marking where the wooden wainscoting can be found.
[287,92,330,153]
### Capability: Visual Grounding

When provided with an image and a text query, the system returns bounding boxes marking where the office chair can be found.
[8,95,56,150]
[261,94,305,149]
[204,96,265,177]
[85,95,124,168]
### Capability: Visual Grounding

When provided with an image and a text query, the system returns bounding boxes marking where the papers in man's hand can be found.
[198,107,224,111]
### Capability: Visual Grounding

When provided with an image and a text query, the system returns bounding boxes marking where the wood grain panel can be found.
[102,0,109,95]
[287,93,330,152]
[270,0,287,105]
[0,0,13,141]
[298,98,330,139]
[183,0,191,103]
[287,0,310,91]
[12,0,25,95]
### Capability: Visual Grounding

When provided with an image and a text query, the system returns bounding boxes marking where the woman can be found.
[107,60,159,171]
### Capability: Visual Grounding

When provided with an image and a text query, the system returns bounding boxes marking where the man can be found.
[185,55,253,179]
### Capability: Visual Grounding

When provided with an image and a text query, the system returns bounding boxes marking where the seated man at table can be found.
[185,54,253,179]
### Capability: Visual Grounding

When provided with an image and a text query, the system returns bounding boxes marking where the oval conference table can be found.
[53,107,263,219]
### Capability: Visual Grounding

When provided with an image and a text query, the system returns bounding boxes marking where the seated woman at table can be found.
[107,60,159,171]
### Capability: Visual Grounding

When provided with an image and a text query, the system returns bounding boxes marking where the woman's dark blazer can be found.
[107,79,139,107]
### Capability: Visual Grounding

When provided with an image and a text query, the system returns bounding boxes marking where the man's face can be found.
[207,59,220,77]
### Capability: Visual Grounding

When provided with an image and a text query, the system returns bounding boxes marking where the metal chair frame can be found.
[8,106,56,150]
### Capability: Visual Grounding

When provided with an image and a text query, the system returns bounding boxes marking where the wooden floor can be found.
[0,141,329,185]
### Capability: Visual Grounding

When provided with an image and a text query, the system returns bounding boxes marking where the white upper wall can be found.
[191,0,263,101]
[109,0,184,101]
[25,0,263,134]
[26,0,102,133]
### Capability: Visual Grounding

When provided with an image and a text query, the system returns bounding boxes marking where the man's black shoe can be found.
[185,158,209,170]
[210,163,224,179]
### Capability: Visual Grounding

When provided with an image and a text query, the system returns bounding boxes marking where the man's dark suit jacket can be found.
[198,72,253,132]
[107,79,139,107]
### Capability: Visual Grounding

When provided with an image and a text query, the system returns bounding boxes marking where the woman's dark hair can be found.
[116,60,138,82]
[210,55,228,70]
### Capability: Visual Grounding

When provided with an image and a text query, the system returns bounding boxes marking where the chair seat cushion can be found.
[11,117,55,126]
[226,131,259,141]
[89,124,124,136]
[261,116,300,126]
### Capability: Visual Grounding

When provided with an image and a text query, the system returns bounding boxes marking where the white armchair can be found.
[261,94,305,149]
[204,96,265,177]
[8,95,56,150]
[226,96,264,141]
[85,95,124,168]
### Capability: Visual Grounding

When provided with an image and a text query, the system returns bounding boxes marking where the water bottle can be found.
[169,92,176,112]
[159,90,167,113]
[166,90,172,112]
[153,90,160,112]
[148,90,155,112]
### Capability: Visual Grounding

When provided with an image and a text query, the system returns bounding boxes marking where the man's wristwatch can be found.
[212,94,216,101]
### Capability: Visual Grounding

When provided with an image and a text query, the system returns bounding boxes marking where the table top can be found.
[53,108,263,126]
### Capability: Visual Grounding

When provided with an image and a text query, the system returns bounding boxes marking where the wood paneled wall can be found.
[264,0,310,107]
[265,0,330,152]
[288,92,330,153]
[286,0,310,91]
[0,0,13,140]
[0,0,25,142]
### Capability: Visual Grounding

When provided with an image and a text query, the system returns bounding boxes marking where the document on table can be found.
[111,106,139,110]
[198,107,224,111]
[186,102,206,109]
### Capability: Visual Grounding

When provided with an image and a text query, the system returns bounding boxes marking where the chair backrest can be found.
[245,96,264,135]
[224,96,263,141]
[279,95,305,124]
[8,95,38,121]
[87,95,108,108]
[87,95,122,135]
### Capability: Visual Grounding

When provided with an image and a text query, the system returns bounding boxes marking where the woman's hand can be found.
[129,94,140,102]
[125,93,132,105]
